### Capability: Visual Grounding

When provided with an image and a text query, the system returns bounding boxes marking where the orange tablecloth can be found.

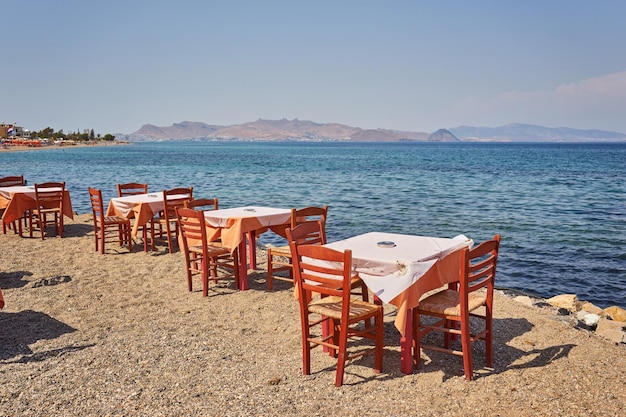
[0,186,74,224]
[203,207,292,252]
[106,193,166,238]
[203,206,292,290]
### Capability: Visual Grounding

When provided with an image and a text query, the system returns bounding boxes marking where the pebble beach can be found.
[1,214,625,416]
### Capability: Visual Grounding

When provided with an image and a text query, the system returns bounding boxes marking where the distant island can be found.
[115,119,626,143]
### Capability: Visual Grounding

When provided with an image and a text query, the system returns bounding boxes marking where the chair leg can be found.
[374,311,383,374]
[202,256,209,297]
[334,319,349,387]
[485,312,493,368]
[461,317,473,381]
[266,251,274,291]
[301,313,312,376]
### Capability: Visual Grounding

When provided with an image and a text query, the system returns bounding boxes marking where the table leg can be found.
[143,226,148,252]
[238,238,249,290]
[401,307,414,375]
[248,231,257,270]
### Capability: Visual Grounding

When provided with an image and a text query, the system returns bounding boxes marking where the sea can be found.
[2,141,625,309]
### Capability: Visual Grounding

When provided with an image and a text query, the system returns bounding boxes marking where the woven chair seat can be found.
[269,245,291,257]
[418,289,486,317]
[308,296,381,321]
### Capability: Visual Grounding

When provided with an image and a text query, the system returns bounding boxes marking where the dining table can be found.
[202,206,292,290]
[106,191,174,251]
[323,231,473,374]
[0,185,74,230]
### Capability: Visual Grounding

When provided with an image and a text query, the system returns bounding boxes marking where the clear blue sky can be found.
[2,0,625,135]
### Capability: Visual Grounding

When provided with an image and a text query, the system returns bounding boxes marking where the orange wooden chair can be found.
[176,207,239,296]
[29,182,65,239]
[184,197,218,211]
[0,175,26,235]
[116,182,148,197]
[150,187,193,253]
[413,234,501,380]
[288,223,384,387]
[267,206,328,290]
[88,187,132,254]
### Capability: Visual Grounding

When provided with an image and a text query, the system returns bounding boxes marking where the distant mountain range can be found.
[117,119,626,142]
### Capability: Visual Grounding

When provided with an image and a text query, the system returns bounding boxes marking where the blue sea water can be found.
[2,141,625,309]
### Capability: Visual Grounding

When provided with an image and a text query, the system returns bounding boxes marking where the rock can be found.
[513,295,535,307]
[580,301,605,317]
[547,294,581,312]
[595,318,626,344]
[602,306,626,322]
[576,311,600,328]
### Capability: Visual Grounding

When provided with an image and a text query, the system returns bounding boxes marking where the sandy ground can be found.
[0,214,624,416]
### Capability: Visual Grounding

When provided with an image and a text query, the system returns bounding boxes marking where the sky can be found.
[2,0,626,135]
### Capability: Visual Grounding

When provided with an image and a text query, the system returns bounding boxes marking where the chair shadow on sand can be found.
[0,309,94,363]
[413,317,576,381]
[0,270,33,289]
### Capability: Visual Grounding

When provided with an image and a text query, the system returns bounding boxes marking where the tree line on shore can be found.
[31,127,115,142]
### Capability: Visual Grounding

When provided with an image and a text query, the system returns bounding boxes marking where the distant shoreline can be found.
[0,140,130,153]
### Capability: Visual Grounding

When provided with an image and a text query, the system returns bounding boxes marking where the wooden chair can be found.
[88,187,132,254]
[176,207,239,296]
[29,182,65,239]
[289,224,384,387]
[267,206,328,290]
[150,187,193,253]
[413,234,501,381]
[184,197,219,211]
[116,182,148,197]
[0,175,25,235]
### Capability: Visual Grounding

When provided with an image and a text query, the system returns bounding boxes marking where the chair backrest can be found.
[176,207,207,252]
[163,187,194,220]
[117,182,148,197]
[286,220,326,249]
[460,234,501,306]
[88,187,105,222]
[0,175,25,187]
[34,182,65,209]
[289,234,353,304]
[291,206,328,228]
[290,206,328,246]
[185,197,218,211]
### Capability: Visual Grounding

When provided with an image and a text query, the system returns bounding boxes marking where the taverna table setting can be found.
[0,181,74,238]
[202,206,292,290]
[321,231,474,374]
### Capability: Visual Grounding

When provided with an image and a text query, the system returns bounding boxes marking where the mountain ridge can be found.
[117,119,626,142]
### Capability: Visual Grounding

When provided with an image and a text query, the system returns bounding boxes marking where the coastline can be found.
[1,214,624,416]
[0,140,129,153]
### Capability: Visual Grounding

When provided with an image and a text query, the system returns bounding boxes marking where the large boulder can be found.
[547,294,581,312]
[602,306,626,322]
